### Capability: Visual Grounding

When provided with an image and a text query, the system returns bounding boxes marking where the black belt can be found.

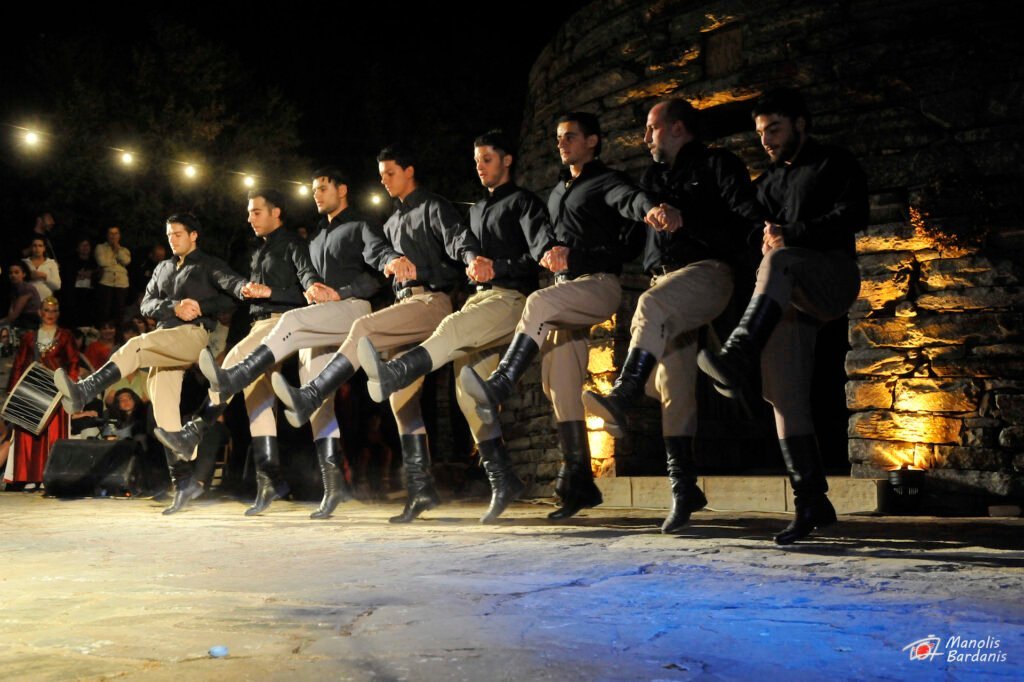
[475,283,493,291]
[554,272,575,284]
[251,312,273,321]
[396,285,432,301]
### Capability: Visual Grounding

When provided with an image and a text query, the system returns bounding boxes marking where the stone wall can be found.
[510,0,1023,504]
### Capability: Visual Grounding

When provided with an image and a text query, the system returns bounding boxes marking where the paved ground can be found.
[1,492,1022,681]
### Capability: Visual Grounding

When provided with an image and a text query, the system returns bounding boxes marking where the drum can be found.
[1,362,61,436]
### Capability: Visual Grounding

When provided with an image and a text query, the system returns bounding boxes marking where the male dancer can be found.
[359,130,553,523]
[198,168,396,519]
[461,112,680,520]
[583,99,762,533]
[698,88,866,544]
[55,214,253,514]
[272,144,488,523]
[157,189,320,515]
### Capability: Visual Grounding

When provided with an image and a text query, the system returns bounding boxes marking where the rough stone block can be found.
[856,223,938,254]
[534,461,561,481]
[917,287,1024,312]
[846,378,894,410]
[985,379,1024,391]
[851,462,889,479]
[852,270,911,313]
[919,255,1020,290]
[933,446,1008,471]
[849,411,962,444]
[858,251,915,275]
[962,428,997,449]
[964,417,1003,428]
[847,438,936,469]
[845,348,918,376]
[999,426,1024,449]
[850,313,1023,348]
[893,378,978,412]
[994,394,1024,423]
[929,344,1024,378]
[926,469,1021,497]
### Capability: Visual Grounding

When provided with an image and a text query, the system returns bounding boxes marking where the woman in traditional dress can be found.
[5,297,78,490]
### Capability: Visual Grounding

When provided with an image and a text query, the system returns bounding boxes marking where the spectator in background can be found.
[103,388,149,447]
[132,243,167,295]
[23,238,61,302]
[85,320,118,369]
[64,237,97,328]
[125,315,147,338]
[95,226,131,323]
[0,326,14,357]
[22,212,57,259]
[99,320,150,407]
[0,263,41,329]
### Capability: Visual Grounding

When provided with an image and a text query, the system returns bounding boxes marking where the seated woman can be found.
[103,388,149,449]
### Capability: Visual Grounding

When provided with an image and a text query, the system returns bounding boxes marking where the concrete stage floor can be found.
[1,493,1022,681]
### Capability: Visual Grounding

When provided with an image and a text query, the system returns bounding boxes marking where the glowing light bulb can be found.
[243,176,255,188]
[184,164,197,178]
[120,152,134,165]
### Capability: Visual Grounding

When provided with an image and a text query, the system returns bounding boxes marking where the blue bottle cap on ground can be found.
[209,645,229,658]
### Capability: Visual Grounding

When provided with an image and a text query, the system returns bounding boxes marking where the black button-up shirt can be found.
[755,137,868,256]
[640,141,764,272]
[469,182,555,294]
[383,187,480,291]
[141,249,246,331]
[247,227,321,318]
[309,209,396,300]
[548,160,656,277]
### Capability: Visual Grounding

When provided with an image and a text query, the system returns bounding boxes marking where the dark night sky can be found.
[1,3,592,207]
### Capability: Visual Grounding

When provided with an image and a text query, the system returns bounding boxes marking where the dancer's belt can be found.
[396,285,431,301]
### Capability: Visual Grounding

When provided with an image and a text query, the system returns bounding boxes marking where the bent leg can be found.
[338,293,453,369]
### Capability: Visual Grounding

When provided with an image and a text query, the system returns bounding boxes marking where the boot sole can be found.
[198,349,227,396]
[581,391,626,439]
[459,366,499,424]
[696,350,755,418]
[53,370,84,413]
[480,478,526,523]
[774,512,837,545]
[271,372,311,427]
[162,482,203,515]
[357,338,388,403]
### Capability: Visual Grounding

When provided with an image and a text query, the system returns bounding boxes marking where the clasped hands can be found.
[240,282,272,299]
[762,221,785,255]
[174,298,202,321]
[303,282,340,304]
[384,256,417,284]
[644,203,683,233]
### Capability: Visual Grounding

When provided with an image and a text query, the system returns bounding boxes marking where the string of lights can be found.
[6,122,317,198]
